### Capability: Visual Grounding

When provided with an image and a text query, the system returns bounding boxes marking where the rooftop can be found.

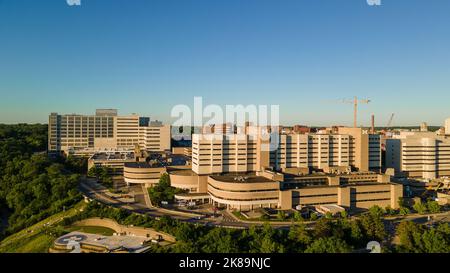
[91,152,135,161]
[55,231,149,253]
[124,162,155,169]
[210,173,276,183]
[169,169,197,176]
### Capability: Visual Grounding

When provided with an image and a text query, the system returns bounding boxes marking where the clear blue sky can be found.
[1,0,449,126]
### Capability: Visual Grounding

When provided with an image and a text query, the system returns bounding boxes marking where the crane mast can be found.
[339,96,370,128]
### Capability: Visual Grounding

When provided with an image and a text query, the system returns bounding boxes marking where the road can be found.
[78,178,450,231]
[78,179,267,228]
[79,179,189,219]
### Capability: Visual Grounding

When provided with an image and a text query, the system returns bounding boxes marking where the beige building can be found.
[191,133,270,175]
[48,110,171,154]
[173,128,396,212]
[123,155,191,186]
[201,171,402,211]
[272,134,351,172]
[192,127,381,175]
[123,162,167,185]
[127,127,399,212]
[445,118,450,135]
[386,131,450,179]
[336,127,381,172]
[88,151,136,174]
[278,172,402,211]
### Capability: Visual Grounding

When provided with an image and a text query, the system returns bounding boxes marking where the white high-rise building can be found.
[48,109,171,153]
[191,127,381,175]
[386,131,450,179]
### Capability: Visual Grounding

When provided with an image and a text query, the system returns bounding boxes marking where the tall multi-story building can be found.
[336,127,381,172]
[191,132,270,175]
[386,131,450,179]
[124,125,399,212]
[48,109,171,154]
[191,127,381,175]
[271,134,351,172]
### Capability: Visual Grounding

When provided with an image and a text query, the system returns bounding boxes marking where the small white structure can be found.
[315,204,345,216]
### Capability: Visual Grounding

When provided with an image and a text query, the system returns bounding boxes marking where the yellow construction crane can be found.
[339,96,371,128]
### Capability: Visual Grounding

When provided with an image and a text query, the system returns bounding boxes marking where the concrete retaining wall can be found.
[73,217,176,242]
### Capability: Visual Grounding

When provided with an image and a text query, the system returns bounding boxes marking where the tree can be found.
[359,211,386,242]
[148,173,187,205]
[293,211,304,222]
[65,155,87,174]
[399,207,410,216]
[277,210,286,220]
[0,124,82,235]
[199,228,239,253]
[349,221,364,245]
[159,173,171,188]
[313,218,333,238]
[426,201,441,214]
[413,202,428,214]
[385,206,397,216]
[396,221,450,253]
[288,224,312,249]
[368,205,385,218]
[88,165,107,180]
[304,237,351,253]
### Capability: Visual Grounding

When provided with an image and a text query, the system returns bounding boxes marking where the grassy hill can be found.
[0,201,86,253]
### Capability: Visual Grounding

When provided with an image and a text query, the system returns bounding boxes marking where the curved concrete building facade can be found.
[207,175,280,210]
[169,170,208,193]
[123,163,165,185]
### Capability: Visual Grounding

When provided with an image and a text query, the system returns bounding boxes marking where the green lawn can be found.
[0,201,87,253]
[0,233,55,253]
[66,225,115,236]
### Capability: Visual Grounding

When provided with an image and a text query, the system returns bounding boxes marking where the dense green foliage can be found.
[396,221,450,253]
[58,201,403,253]
[0,124,82,237]
[147,174,186,205]
[87,165,113,188]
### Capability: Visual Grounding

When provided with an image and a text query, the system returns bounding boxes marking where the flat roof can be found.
[91,152,135,161]
[169,169,197,176]
[210,173,275,183]
[284,171,379,179]
[55,231,148,252]
[316,204,345,213]
[124,162,154,168]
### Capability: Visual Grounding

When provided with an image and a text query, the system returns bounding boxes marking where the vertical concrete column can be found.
[279,190,292,210]
[391,184,403,209]
[337,187,351,209]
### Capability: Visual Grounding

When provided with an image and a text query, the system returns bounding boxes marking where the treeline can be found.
[57,201,450,253]
[396,221,450,253]
[60,201,450,253]
[0,124,82,238]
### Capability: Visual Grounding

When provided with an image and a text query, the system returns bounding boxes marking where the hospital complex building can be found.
[48,109,415,212]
